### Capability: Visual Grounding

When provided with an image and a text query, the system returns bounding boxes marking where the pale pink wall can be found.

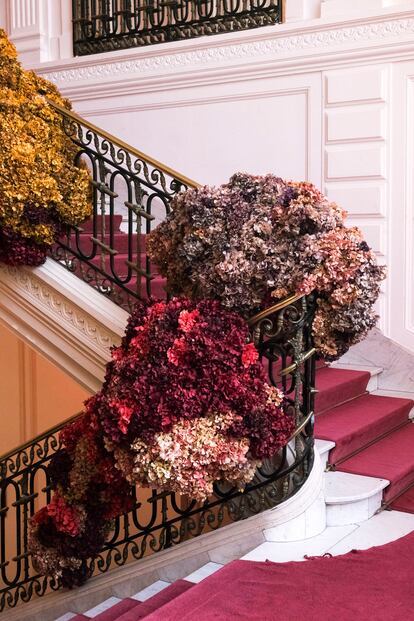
[0,323,91,455]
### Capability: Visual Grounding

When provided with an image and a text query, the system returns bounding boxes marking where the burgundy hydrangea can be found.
[0,228,47,265]
[29,298,293,587]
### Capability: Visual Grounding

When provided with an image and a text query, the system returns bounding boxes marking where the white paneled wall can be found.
[389,62,414,351]
[323,66,389,329]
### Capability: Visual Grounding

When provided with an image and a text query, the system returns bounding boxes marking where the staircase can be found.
[2,100,414,621]
[74,216,167,300]
[7,362,411,621]
[315,365,414,515]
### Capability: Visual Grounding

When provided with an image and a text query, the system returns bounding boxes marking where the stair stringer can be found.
[0,259,128,392]
[5,451,324,621]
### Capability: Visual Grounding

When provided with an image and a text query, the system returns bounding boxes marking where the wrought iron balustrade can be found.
[48,101,199,313]
[0,293,316,613]
[72,0,285,56]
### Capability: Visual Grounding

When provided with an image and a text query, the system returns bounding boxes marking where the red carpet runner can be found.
[313,367,414,510]
[144,532,414,620]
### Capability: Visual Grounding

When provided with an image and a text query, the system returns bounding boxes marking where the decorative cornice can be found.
[40,13,414,86]
[0,260,128,391]
[0,263,117,351]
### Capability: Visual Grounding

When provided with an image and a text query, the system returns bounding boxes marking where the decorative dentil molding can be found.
[41,13,414,85]
[0,264,117,351]
[0,260,128,391]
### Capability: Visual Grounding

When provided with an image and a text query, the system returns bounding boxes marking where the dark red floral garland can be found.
[29,298,293,587]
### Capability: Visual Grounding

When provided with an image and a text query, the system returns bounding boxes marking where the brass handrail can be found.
[48,101,201,190]
[247,293,305,326]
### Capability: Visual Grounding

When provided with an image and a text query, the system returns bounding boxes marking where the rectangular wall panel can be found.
[326,106,385,142]
[325,183,385,217]
[326,144,385,179]
[325,67,386,105]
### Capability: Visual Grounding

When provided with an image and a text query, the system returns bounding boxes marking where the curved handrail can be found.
[247,292,305,326]
[48,101,201,191]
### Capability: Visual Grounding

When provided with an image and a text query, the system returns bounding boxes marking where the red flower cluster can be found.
[29,298,293,587]
[93,298,292,459]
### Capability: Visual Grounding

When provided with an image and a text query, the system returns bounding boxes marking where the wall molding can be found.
[34,9,414,104]
[0,260,128,392]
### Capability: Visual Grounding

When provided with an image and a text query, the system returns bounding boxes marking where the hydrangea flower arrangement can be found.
[0,30,91,265]
[29,298,292,586]
[148,173,386,359]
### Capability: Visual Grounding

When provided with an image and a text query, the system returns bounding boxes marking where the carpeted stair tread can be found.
[337,423,414,502]
[315,394,413,465]
[315,367,371,414]
[88,253,159,277]
[142,534,414,620]
[76,232,148,256]
[116,580,193,620]
[92,598,140,620]
[390,485,414,514]
[81,215,123,233]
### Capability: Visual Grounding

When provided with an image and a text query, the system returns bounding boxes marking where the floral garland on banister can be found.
[29,298,292,587]
[147,173,386,360]
[27,173,386,587]
[0,30,91,266]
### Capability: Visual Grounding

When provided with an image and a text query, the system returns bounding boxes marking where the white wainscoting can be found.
[86,74,322,188]
[389,61,414,351]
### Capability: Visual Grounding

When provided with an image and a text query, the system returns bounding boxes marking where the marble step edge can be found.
[325,471,389,527]
[324,471,389,505]
[328,362,383,392]
[315,439,335,469]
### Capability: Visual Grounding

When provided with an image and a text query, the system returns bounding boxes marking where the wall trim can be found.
[33,9,414,105]
[0,260,128,392]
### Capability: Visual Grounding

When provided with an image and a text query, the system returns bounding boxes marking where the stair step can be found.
[315,394,413,465]
[131,580,170,602]
[81,215,123,233]
[91,598,140,620]
[76,232,148,255]
[315,367,371,414]
[315,438,335,469]
[391,485,414,514]
[329,363,383,392]
[117,580,193,620]
[337,423,414,502]
[88,253,159,277]
[184,562,223,583]
[324,471,389,526]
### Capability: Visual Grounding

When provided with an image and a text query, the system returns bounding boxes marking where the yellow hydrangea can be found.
[0,29,91,262]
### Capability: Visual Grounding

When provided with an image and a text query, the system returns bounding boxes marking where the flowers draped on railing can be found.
[0,30,91,266]
[148,173,386,360]
[28,297,294,587]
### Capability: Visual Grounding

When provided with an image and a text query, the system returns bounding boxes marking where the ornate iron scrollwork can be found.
[48,102,198,312]
[0,293,315,613]
[72,0,284,56]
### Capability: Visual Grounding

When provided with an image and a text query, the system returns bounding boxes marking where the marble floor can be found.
[242,509,414,563]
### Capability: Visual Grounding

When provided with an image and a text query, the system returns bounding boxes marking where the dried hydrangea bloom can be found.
[126,412,259,501]
[0,29,91,265]
[148,173,385,360]
[29,298,292,586]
